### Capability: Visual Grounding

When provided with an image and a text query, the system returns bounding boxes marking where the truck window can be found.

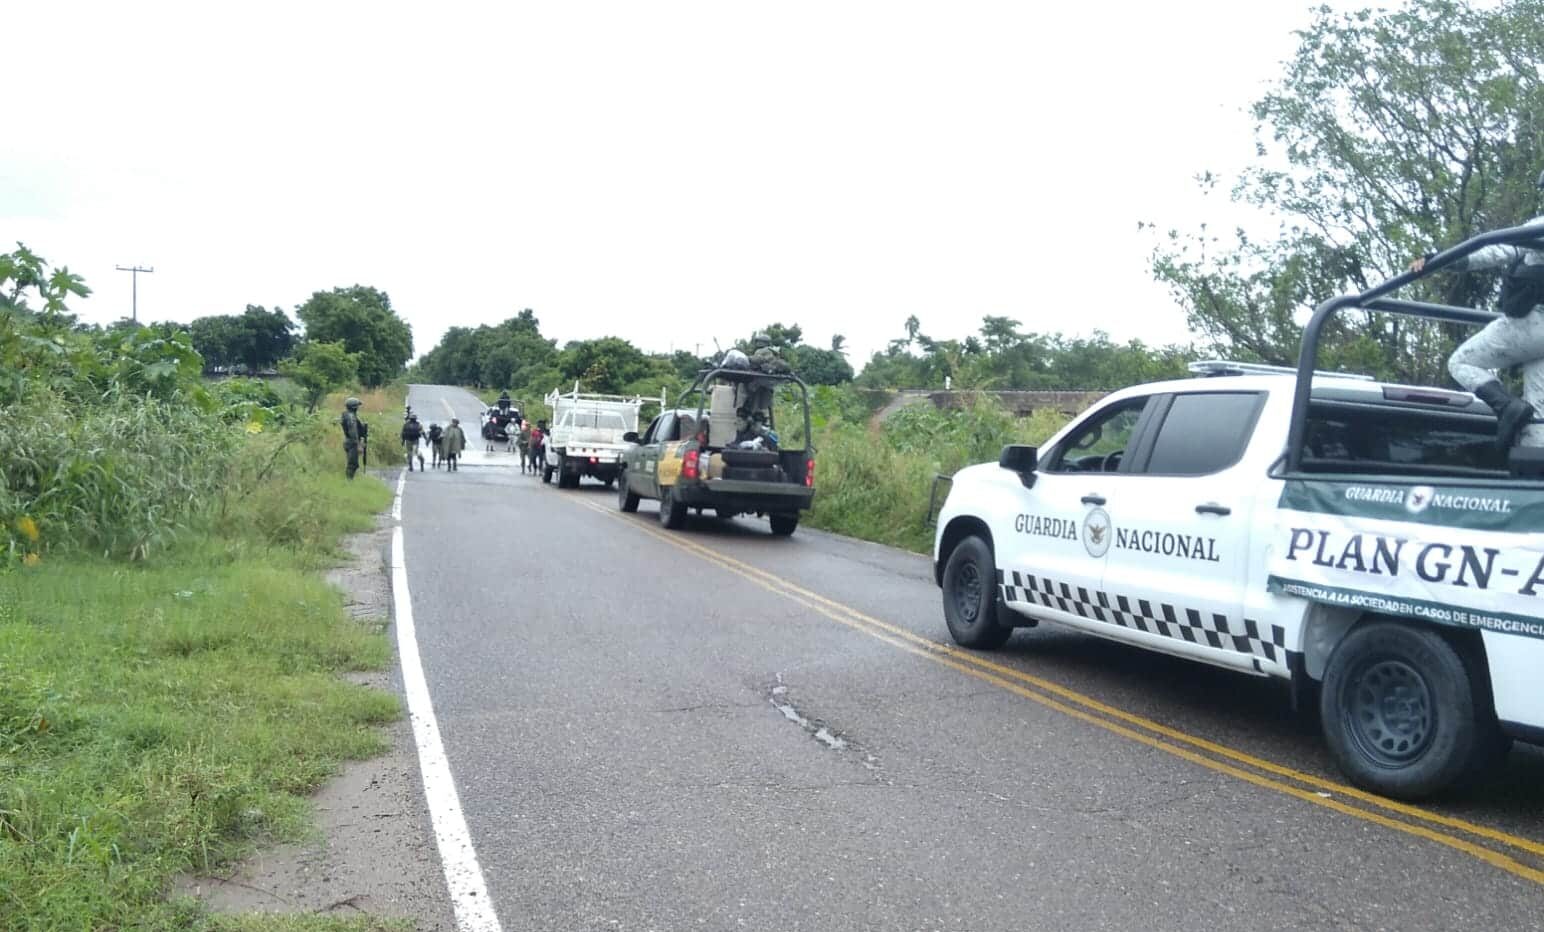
[640,415,663,444]
[1043,397,1150,473]
[655,413,678,443]
[1303,402,1504,476]
[1143,392,1263,476]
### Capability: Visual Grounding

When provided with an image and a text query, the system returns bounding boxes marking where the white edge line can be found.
[391,474,503,932]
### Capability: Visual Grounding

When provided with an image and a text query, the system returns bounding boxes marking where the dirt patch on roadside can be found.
[178,500,455,929]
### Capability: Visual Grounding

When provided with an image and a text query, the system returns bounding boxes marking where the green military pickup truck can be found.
[617,366,816,536]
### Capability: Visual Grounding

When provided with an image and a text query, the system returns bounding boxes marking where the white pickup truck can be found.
[542,386,647,489]
[934,358,1544,799]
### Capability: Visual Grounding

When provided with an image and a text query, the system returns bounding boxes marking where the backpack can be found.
[428,425,443,442]
[1500,250,1544,318]
[403,421,423,443]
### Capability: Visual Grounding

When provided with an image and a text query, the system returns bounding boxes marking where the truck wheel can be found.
[941,535,1013,650]
[658,486,687,529]
[1319,621,1499,800]
[618,472,640,513]
[769,513,799,536]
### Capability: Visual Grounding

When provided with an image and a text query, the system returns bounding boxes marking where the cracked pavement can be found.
[400,385,1544,932]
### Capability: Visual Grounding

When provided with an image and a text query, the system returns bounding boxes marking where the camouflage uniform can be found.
[341,399,363,479]
[1445,219,1544,447]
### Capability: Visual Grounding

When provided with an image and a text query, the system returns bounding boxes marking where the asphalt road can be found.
[401,383,1544,932]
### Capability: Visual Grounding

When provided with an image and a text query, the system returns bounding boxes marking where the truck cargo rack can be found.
[675,366,815,455]
[1287,220,1544,473]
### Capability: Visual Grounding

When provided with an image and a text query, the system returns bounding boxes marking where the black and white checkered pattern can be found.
[998,569,1288,666]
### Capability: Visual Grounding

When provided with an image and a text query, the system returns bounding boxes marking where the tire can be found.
[1319,621,1500,800]
[658,486,687,529]
[769,513,799,536]
[558,456,579,489]
[940,535,1013,650]
[618,472,640,513]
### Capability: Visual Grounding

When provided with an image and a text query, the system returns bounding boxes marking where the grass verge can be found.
[1,412,400,930]
[805,396,1070,553]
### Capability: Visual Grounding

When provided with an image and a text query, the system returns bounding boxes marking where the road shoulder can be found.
[178,503,455,929]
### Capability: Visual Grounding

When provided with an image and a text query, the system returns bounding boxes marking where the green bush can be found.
[2,395,237,562]
[806,393,1070,552]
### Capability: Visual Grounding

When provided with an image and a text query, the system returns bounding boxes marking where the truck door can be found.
[997,395,1155,628]
[1098,391,1273,673]
[640,413,676,499]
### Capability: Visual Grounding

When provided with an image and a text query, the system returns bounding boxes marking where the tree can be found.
[558,337,674,395]
[187,305,295,373]
[234,305,295,372]
[296,286,412,387]
[1151,0,1544,382]
[189,314,243,370]
[279,341,360,412]
[979,316,1023,354]
[788,345,855,385]
[830,334,847,355]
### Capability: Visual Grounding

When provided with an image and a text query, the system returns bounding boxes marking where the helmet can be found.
[409,413,419,421]
[345,397,361,409]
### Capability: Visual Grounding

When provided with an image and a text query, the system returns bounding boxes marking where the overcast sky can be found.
[5,1,1346,365]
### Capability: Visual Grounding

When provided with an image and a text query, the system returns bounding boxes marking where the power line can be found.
[115,265,154,323]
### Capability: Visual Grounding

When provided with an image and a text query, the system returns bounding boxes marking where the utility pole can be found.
[115,265,154,323]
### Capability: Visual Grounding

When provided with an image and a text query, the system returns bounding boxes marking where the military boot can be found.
[1473,380,1533,451]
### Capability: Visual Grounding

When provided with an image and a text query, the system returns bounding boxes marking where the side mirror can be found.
[622,431,640,444]
[999,444,1037,472]
[999,444,1037,487]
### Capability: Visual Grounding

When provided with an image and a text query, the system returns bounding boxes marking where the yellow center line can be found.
[570,497,1544,883]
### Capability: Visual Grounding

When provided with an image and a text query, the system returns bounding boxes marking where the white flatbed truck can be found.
[542,385,648,489]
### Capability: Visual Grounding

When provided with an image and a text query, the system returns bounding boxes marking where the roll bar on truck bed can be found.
[1287,221,1544,473]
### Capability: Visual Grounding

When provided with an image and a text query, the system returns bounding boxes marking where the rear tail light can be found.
[805,458,816,487]
[683,449,700,480]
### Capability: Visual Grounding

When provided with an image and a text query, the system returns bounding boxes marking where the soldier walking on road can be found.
[517,420,533,473]
[401,414,426,472]
[428,422,445,469]
[442,418,467,472]
[341,397,363,479]
[529,421,546,478]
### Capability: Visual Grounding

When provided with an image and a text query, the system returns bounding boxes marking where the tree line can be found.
[1,267,419,411]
